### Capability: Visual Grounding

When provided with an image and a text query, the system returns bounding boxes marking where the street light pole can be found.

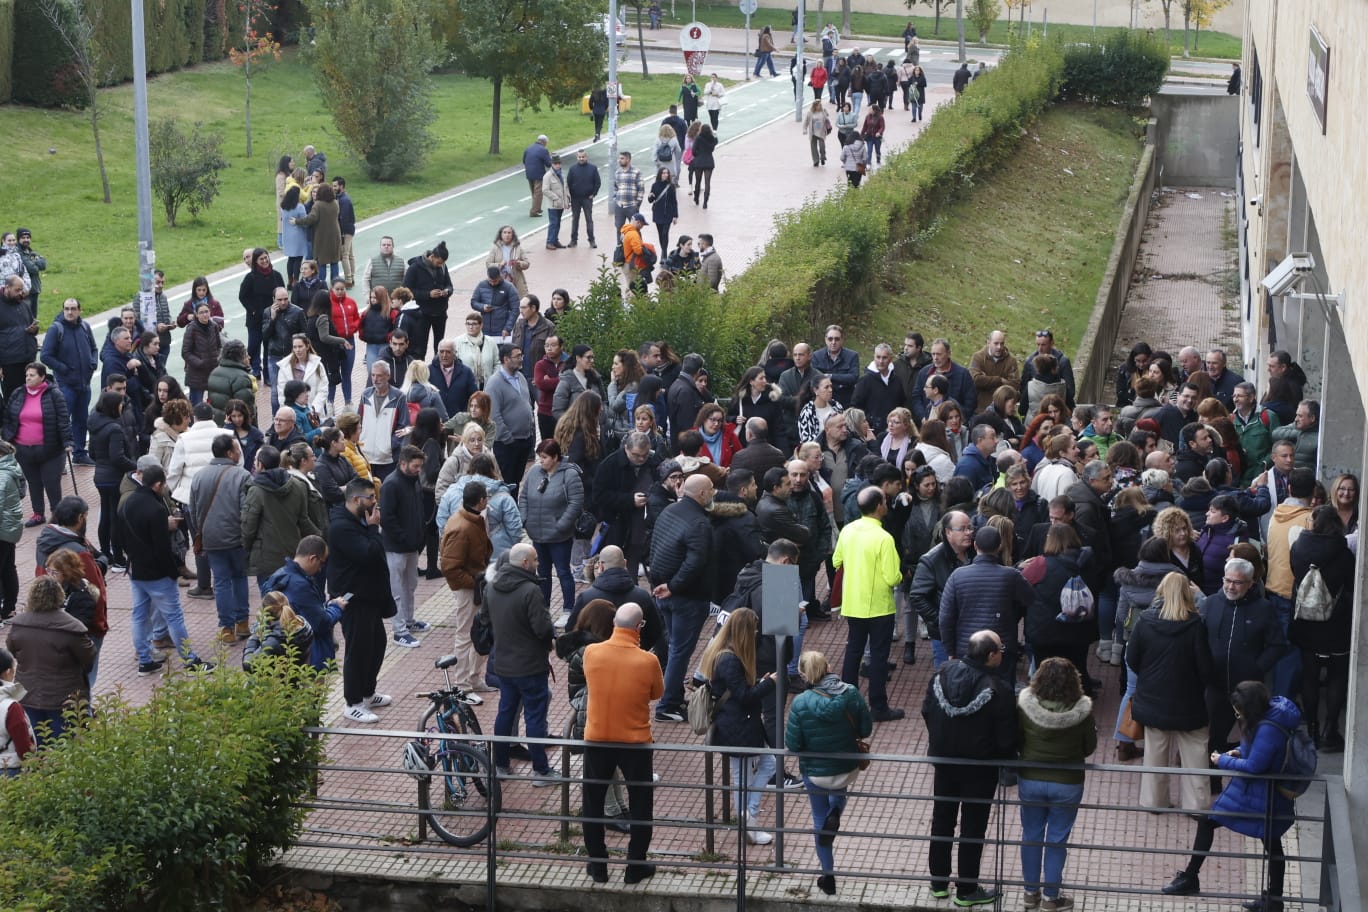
[608,0,620,166]
[794,1,805,122]
[131,0,156,311]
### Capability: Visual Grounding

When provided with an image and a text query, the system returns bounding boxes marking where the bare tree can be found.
[35,0,112,203]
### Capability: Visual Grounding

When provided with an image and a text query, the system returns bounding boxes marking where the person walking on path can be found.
[1017,657,1096,912]
[922,629,1018,908]
[704,74,726,131]
[802,99,832,167]
[329,478,395,724]
[582,602,664,884]
[753,26,778,78]
[647,167,679,254]
[834,486,905,722]
[840,135,867,188]
[523,135,553,217]
[785,649,874,896]
[689,125,718,209]
[566,150,601,249]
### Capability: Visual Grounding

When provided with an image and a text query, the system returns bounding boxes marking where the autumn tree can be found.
[34,0,113,203]
[1183,0,1230,55]
[229,0,282,158]
[306,0,443,180]
[453,0,606,155]
[966,0,1000,42]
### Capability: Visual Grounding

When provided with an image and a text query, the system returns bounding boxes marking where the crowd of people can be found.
[0,134,1353,904]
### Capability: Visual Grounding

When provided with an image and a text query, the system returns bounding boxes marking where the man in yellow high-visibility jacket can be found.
[832,485,904,722]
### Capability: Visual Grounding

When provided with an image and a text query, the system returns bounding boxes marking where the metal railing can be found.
[294,725,1356,911]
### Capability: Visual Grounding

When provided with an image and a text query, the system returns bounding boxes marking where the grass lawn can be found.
[677,2,1241,59]
[7,51,706,323]
[852,103,1144,364]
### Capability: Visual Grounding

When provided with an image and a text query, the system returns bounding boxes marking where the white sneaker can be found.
[744,814,773,845]
[366,693,392,708]
[343,704,380,724]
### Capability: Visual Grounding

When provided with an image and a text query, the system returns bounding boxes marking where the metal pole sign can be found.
[739,0,757,81]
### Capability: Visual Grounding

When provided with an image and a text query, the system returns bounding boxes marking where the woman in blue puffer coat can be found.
[785,649,874,896]
[1161,680,1300,908]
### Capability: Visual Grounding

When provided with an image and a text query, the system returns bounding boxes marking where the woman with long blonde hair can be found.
[1125,571,1213,811]
[699,607,777,845]
[243,591,315,672]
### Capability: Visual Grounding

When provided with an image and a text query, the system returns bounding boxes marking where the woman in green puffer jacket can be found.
[1016,657,1097,912]
[785,650,874,897]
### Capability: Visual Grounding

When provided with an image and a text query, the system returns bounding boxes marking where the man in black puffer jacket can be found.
[648,473,715,722]
[908,512,973,667]
[567,545,661,652]
[921,630,1018,906]
[1199,558,1285,757]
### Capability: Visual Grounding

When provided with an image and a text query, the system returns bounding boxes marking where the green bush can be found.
[1060,29,1169,107]
[715,39,1065,391]
[0,0,14,102]
[0,658,326,911]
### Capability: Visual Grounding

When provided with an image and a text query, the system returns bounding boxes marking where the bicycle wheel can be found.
[421,742,501,847]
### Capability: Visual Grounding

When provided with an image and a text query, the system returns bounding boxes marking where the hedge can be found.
[713,38,1067,384]
[9,0,307,107]
[1060,29,1170,107]
[0,0,12,103]
[0,657,326,911]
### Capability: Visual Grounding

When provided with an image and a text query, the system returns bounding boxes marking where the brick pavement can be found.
[9,106,1317,909]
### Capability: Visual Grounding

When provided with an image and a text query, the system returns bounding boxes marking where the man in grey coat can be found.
[189,433,252,644]
[485,344,536,487]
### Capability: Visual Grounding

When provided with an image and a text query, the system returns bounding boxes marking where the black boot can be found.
[693,187,700,205]
[703,190,710,209]
[903,642,916,665]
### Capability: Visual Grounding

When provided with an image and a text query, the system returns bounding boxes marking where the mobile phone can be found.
[340,592,354,602]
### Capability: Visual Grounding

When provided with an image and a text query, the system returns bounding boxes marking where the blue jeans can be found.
[753,51,777,77]
[1018,778,1084,899]
[25,706,68,746]
[1114,662,1139,743]
[533,539,573,614]
[1096,579,1121,644]
[929,638,949,669]
[188,387,204,406]
[730,754,776,818]
[660,596,711,713]
[493,672,550,772]
[323,262,341,284]
[206,547,250,630]
[850,90,864,118]
[547,208,564,246]
[1267,594,1301,700]
[786,607,810,676]
[364,342,389,375]
[87,634,104,692]
[59,381,92,457]
[803,776,849,872]
[864,135,883,163]
[130,576,198,664]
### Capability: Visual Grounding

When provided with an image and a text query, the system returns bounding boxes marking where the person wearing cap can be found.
[14,230,45,320]
[543,154,569,249]
[469,265,520,340]
[402,241,455,356]
[620,213,650,295]
[523,134,553,218]
[937,525,1034,684]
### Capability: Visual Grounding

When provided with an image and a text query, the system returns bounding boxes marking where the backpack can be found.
[1261,719,1318,799]
[1294,564,1337,622]
[686,679,729,735]
[656,140,673,162]
[639,243,658,268]
[1055,575,1095,623]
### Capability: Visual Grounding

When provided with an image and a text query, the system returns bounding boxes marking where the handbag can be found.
[190,466,230,556]
[1119,702,1144,741]
[845,710,872,770]
[856,162,867,175]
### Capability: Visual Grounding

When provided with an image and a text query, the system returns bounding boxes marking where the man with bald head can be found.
[968,329,1020,405]
[266,406,306,450]
[729,416,787,479]
[487,542,558,785]
[582,601,665,884]
[649,473,716,722]
[568,545,661,650]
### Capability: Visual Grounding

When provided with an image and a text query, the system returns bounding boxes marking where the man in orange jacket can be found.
[582,602,664,884]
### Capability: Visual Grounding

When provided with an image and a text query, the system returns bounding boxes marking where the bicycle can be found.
[402,654,501,847]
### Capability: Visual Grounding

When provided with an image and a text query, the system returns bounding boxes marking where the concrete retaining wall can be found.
[1150,93,1240,187]
[1073,135,1158,403]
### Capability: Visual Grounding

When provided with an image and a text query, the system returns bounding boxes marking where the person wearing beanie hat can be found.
[937,513,1034,680]
[14,229,43,319]
[401,241,455,359]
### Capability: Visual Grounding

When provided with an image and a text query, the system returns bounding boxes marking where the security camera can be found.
[1248,196,1261,207]
[1260,252,1315,297]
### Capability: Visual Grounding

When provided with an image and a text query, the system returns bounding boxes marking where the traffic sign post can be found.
[739,0,757,81]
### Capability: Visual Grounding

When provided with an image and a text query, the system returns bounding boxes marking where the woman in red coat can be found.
[692,403,742,467]
[328,278,361,405]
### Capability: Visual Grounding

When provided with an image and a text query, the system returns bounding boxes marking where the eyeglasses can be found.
[668,473,685,481]
[947,525,973,533]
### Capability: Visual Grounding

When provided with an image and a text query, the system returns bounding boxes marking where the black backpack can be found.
[1261,719,1318,799]
[656,140,673,162]
[640,243,658,268]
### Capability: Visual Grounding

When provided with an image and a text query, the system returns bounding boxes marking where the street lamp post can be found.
[131,0,156,316]
[608,0,620,166]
